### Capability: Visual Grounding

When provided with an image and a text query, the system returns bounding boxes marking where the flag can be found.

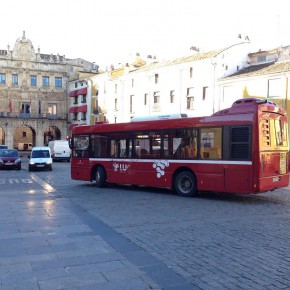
[19,100,23,113]
[9,99,12,113]
[38,100,41,114]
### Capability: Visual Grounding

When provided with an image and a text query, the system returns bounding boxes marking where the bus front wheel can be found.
[95,166,107,187]
[174,171,198,197]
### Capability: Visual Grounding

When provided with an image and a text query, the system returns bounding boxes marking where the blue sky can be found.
[0,0,289,68]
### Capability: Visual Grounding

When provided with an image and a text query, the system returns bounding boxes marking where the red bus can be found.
[69,98,289,197]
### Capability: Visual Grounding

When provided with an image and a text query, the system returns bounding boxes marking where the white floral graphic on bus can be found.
[152,160,169,178]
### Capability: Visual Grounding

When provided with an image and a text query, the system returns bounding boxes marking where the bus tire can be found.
[174,170,198,197]
[95,166,107,188]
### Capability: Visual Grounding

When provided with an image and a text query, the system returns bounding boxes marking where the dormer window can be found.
[257,55,266,62]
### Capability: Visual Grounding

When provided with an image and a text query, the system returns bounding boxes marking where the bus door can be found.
[129,131,163,187]
[108,135,133,184]
[71,135,91,181]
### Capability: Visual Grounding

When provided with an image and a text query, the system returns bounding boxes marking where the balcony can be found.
[0,112,68,120]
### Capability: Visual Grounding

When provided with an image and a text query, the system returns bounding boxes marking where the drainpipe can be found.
[211,58,217,114]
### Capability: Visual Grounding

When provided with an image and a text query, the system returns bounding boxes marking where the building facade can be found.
[0,32,96,148]
[89,41,251,124]
[218,46,290,117]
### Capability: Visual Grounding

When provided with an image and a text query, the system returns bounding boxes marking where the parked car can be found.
[0,149,21,170]
[48,140,71,162]
[28,147,53,172]
[0,145,8,149]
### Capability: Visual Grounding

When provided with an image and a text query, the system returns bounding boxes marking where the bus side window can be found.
[200,128,222,160]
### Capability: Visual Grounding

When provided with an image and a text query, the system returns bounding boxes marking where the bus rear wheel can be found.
[174,171,198,197]
[95,166,107,187]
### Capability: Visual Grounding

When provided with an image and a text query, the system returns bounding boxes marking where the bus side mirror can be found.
[68,138,73,149]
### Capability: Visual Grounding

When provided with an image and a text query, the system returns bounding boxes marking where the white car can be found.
[28,147,53,172]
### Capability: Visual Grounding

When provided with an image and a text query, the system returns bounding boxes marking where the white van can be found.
[28,146,53,172]
[48,140,71,162]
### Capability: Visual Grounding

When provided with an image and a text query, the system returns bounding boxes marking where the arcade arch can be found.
[0,126,5,145]
[0,119,67,149]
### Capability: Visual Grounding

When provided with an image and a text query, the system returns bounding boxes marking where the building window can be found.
[48,103,57,115]
[257,55,266,62]
[187,87,194,97]
[22,132,26,138]
[114,98,118,111]
[73,113,78,120]
[115,84,118,93]
[55,77,62,88]
[0,73,6,84]
[153,91,160,104]
[81,94,86,103]
[42,76,49,87]
[189,67,193,78]
[81,112,86,120]
[12,74,18,85]
[170,90,175,103]
[21,102,30,114]
[130,95,134,113]
[202,87,208,101]
[74,82,77,88]
[31,75,37,86]
[155,74,159,84]
[132,79,134,87]
[74,96,78,104]
[187,96,194,109]
[186,87,195,109]
[144,93,147,105]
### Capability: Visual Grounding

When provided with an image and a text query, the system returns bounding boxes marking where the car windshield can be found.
[31,150,50,158]
[0,150,19,157]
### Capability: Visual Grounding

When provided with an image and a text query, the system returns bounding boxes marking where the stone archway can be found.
[43,126,61,146]
[0,126,5,145]
[13,124,36,150]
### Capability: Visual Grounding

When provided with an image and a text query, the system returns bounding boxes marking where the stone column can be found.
[4,121,13,149]
[36,122,44,146]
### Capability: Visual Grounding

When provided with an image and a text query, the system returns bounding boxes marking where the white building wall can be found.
[91,42,252,124]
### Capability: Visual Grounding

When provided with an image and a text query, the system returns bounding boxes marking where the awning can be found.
[69,91,77,97]
[69,124,78,131]
[78,87,87,94]
[69,87,87,97]
[77,105,87,112]
[69,106,78,113]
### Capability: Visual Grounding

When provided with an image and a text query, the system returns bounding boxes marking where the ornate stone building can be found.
[0,31,97,149]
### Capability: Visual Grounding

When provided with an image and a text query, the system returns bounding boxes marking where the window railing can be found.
[0,111,68,120]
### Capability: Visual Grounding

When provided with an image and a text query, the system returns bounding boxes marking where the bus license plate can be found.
[273,177,280,182]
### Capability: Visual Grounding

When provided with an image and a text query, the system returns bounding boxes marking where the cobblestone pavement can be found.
[32,161,290,290]
[59,186,290,290]
[3,160,290,289]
